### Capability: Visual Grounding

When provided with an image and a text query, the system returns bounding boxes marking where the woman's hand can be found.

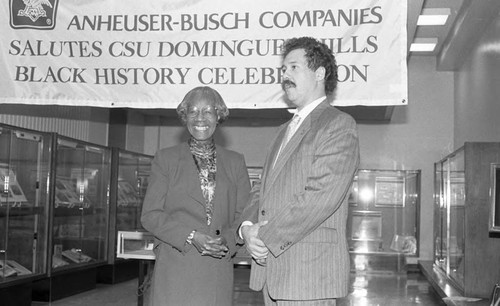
[191,232,229,258]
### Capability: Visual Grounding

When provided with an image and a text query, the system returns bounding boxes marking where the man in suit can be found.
[239,37,360,305]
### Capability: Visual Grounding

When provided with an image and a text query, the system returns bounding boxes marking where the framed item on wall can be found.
[489,163,500,233]
[374,177,404,207]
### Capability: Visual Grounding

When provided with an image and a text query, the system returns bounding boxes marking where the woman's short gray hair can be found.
[176,86,230,125]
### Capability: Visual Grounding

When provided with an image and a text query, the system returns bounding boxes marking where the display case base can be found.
[0,281,32,306]
[32,267,97,302]
[97,260,139,284]
[349,252,409,273]
[419,260,490,306]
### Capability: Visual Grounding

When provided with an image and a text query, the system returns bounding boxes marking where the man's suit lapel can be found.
[263,100,330,197]
[263,117,310,196]
[260,125,285,195]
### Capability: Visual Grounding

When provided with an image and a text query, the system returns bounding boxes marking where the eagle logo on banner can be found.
[18,0,52,22]
[9,0,58,29]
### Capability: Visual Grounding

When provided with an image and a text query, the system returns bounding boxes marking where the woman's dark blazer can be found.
[141,142,250,306]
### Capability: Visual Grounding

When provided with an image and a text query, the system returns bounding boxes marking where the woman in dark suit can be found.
[141,86,251,306]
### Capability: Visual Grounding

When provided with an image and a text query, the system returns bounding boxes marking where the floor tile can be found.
[31,267,443,305]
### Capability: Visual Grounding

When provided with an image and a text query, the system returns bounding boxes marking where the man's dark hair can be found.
[281,37,338,95]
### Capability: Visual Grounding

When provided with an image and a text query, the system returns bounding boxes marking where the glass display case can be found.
[33,135,112,302]
[0,124,52,294]
[98,148,152,283]
[433,142,500,298]
[112,149,152,251]
[347,169,420,272]
[50,135,111,272]
[434,148,465,288]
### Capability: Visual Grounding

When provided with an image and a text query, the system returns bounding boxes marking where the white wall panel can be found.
[0,105,90,141]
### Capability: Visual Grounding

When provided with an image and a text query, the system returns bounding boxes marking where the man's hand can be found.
[241,221,269,262]
[191,232,228,259]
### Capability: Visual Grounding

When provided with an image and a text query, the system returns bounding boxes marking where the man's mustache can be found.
[281,79,296,90]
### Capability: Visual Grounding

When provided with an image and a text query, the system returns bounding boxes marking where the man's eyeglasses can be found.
[186,107,217,118]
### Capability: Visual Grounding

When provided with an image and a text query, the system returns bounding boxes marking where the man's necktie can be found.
[282,114,301,149]
[273,114,301,168]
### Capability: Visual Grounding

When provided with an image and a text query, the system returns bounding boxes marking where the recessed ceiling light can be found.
[417,8,450,26]
[410,38,438,52]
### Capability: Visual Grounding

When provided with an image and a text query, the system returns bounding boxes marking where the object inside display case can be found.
[62,249,93,264]
[0,260,32,278]
[54,176,92,208]
[0,163,28,205]
[117,231,155,260]
[0,261,18,278]
[117,180,140,207]
[51,244,69,268]
[390,234,417,254]
[51,256,70,268]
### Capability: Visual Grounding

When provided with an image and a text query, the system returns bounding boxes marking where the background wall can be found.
[454,14,500,146]
[0,105,109,146]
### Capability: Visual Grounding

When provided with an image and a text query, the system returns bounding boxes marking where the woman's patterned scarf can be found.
[189,137,217,226]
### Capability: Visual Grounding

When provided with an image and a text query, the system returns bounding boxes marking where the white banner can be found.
[0,0,407,109]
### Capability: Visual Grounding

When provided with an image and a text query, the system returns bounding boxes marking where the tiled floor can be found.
[33,267,445,306]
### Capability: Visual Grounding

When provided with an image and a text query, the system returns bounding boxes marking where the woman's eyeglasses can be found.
[186,107,217,118]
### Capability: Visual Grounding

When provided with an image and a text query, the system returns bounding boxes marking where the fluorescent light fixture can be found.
[410,38,438,52]
[417,8,450,26]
